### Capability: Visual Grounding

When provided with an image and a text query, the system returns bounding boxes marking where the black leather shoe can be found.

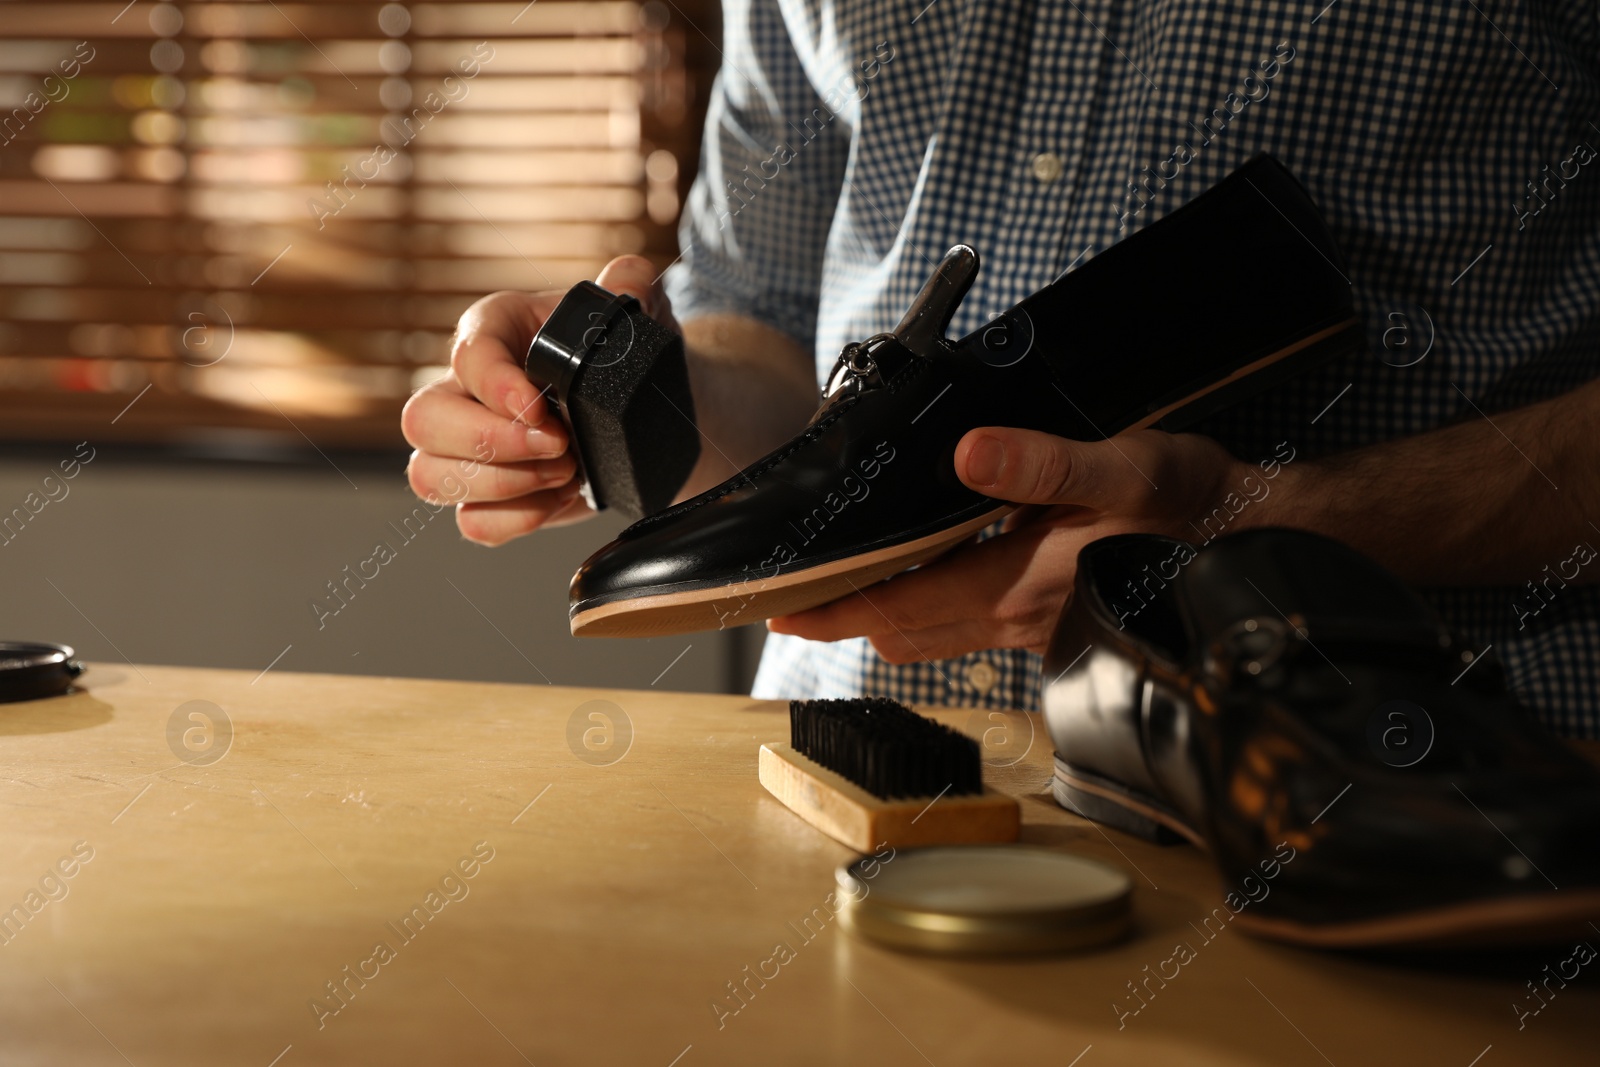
[1044,528,1600,948]
[571,155,1361,637]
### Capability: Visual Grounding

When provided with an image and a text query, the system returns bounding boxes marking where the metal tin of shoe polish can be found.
[836,845,1132,955]
[0,642,85,703]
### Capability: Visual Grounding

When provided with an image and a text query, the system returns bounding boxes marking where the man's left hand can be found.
[767,426,1253,662]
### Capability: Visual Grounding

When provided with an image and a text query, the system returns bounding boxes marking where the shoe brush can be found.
[760,698,1020,851]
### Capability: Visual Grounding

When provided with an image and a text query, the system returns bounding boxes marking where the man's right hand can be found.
[401,256,677,546]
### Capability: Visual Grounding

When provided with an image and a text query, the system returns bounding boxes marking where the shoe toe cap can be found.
[570,499,765,607]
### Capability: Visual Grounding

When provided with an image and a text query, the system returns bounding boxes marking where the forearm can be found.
[678,314,818,496]
[1259,378,1600,586]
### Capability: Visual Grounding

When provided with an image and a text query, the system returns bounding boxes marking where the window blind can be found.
[0,0,709,450]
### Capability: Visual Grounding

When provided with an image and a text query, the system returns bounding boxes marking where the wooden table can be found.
[0,665,1589,1065]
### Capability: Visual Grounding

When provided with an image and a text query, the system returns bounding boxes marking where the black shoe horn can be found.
[892,244,979,357]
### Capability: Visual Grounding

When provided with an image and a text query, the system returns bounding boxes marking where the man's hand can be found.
[768,426,1252,662]
[402,256,675,546]
[772,373,1600,663]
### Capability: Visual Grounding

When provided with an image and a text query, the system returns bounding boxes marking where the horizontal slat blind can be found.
[0,0,706,449]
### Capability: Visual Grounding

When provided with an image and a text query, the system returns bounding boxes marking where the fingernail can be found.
[526,427,563,456]
[966,436,1004,487]
[515,391,545,426]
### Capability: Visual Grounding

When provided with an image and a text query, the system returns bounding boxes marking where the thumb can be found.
[595,255,679,335]
[956,427,1112,505]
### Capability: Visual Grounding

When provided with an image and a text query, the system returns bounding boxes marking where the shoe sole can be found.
[573,319,1360,638]
[572,504,1015,637]
[1053,759,1600,949]
[1232,891,1600,949]
[1053,761,1204,848]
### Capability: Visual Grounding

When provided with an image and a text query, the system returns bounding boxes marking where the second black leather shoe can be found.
[1044,528,1600,948]
[571,155,1361,637]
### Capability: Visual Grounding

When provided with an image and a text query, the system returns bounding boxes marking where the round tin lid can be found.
[836,845,1132,956]
[0,642,84,704]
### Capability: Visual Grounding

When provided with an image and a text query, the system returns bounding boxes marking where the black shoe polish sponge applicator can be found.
[761,698,1020,851]
[525,282,701,519]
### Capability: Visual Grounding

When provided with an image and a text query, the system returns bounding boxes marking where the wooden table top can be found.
[0,664,1589,1066]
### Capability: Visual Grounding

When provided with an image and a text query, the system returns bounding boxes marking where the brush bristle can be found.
[788,697,982,801]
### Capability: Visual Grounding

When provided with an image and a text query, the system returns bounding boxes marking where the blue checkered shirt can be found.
[663,0,1600,737]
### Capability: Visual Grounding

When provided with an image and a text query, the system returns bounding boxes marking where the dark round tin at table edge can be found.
[0,642,85,703]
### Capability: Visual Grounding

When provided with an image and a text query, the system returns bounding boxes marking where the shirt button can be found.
[1031,152,1063,184]
[965,660,999,696]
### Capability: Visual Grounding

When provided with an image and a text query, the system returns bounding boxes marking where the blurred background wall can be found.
[0,448,764,691]
[0,0,765,692]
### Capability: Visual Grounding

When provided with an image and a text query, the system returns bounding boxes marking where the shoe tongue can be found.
[1173,530,1442,647]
